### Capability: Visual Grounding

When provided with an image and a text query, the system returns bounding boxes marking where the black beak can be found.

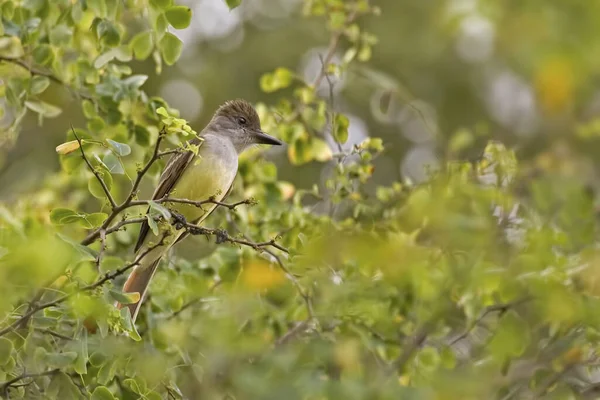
[254,130,284,146]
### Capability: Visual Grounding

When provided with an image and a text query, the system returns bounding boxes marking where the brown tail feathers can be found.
[117,258,161,322]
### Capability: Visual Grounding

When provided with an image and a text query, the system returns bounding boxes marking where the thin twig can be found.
[0,369,59,393]
[96,230,107,270]
[312,9,359,89]
[129,130,165,202]
[178,218,288,254]
[275,320,310,347]
[33,328,73,341]
[449,297,533,346]
[80,128,167,246]
[71,127,117,209]
[388,324,430,375]
[0,56,93,100]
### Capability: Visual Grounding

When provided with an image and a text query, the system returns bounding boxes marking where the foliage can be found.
[0,0,600,399]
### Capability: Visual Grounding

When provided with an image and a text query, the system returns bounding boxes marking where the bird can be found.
[118,99,283,322]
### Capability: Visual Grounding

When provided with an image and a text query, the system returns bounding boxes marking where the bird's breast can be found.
[169,137,238,223]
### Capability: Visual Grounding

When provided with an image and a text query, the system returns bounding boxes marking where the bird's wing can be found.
[134,137,202,253]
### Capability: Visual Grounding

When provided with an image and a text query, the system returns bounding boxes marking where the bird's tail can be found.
[117,257,161,323]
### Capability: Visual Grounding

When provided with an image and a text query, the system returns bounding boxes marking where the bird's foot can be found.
[215,229,228,244]
[170,211,187,230]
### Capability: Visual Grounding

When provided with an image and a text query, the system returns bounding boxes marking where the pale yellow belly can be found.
[168,154,236,224]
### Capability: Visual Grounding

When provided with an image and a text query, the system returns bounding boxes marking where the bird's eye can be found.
[237,116,247,125]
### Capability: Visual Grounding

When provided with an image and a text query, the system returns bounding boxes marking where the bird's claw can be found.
[215,229,228,244]
[170,211,187,230]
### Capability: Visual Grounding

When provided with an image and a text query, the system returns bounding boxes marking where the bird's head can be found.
[208,99,283,153]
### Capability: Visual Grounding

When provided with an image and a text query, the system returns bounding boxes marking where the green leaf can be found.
[488,311,530,360]
[134,125,150,146]
[260,67,294,93]
[92,387,116,400]
[89,352,107,367]
[123,74,148,89]
[24,100,62,117]
[88,170,114,198]
[333,114,349,144]
[0,338,13,366]
[225,0,242,10]
[109,290,141,305]
[82,212,108,229]
[74,330,88,374]
[30,76,50,95]
[33,44,54,66]
[0,36,24,58]
[147,214,159,235]
[97,20,121,47]
[106,139,131,156]
[165,6,192,29]
[159,32,183,66]
[102,153,124,174]
[100,256,122,273]
[49,25,72,46]
[50,208,80,225]
[311,137,333,162]
[130,30,153,60]
[123,378,142,394]
[150,0,173,9]
[45,351,78,369]
[87,0,108,17]
[97,360,115,385]
[56,233,97,262]
[149,201,171,219]
[155,13,169,36]
[120,308,142,341]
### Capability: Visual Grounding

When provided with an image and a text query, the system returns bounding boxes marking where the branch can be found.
[0,56,93,100]
[34,328,73,341]
[312,9,359,89]
[71,127,117,209]
[275,320,310,347]
[388,323,430,375]
[80,128,167,246]
[448,297,532,346]
[178,219,288,253]
[156,196,256,211]
[0,369,59,393]
[129,129,165,202]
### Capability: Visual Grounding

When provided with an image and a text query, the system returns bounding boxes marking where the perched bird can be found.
[119,99,282,321]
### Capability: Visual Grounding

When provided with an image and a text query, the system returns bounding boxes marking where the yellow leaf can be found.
[242,259,285,291]
[55,140,81,155]
[535,57,575,114]
[277,181,295,201]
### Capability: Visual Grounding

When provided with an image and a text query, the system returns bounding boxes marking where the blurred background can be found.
[2,0,600,201]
